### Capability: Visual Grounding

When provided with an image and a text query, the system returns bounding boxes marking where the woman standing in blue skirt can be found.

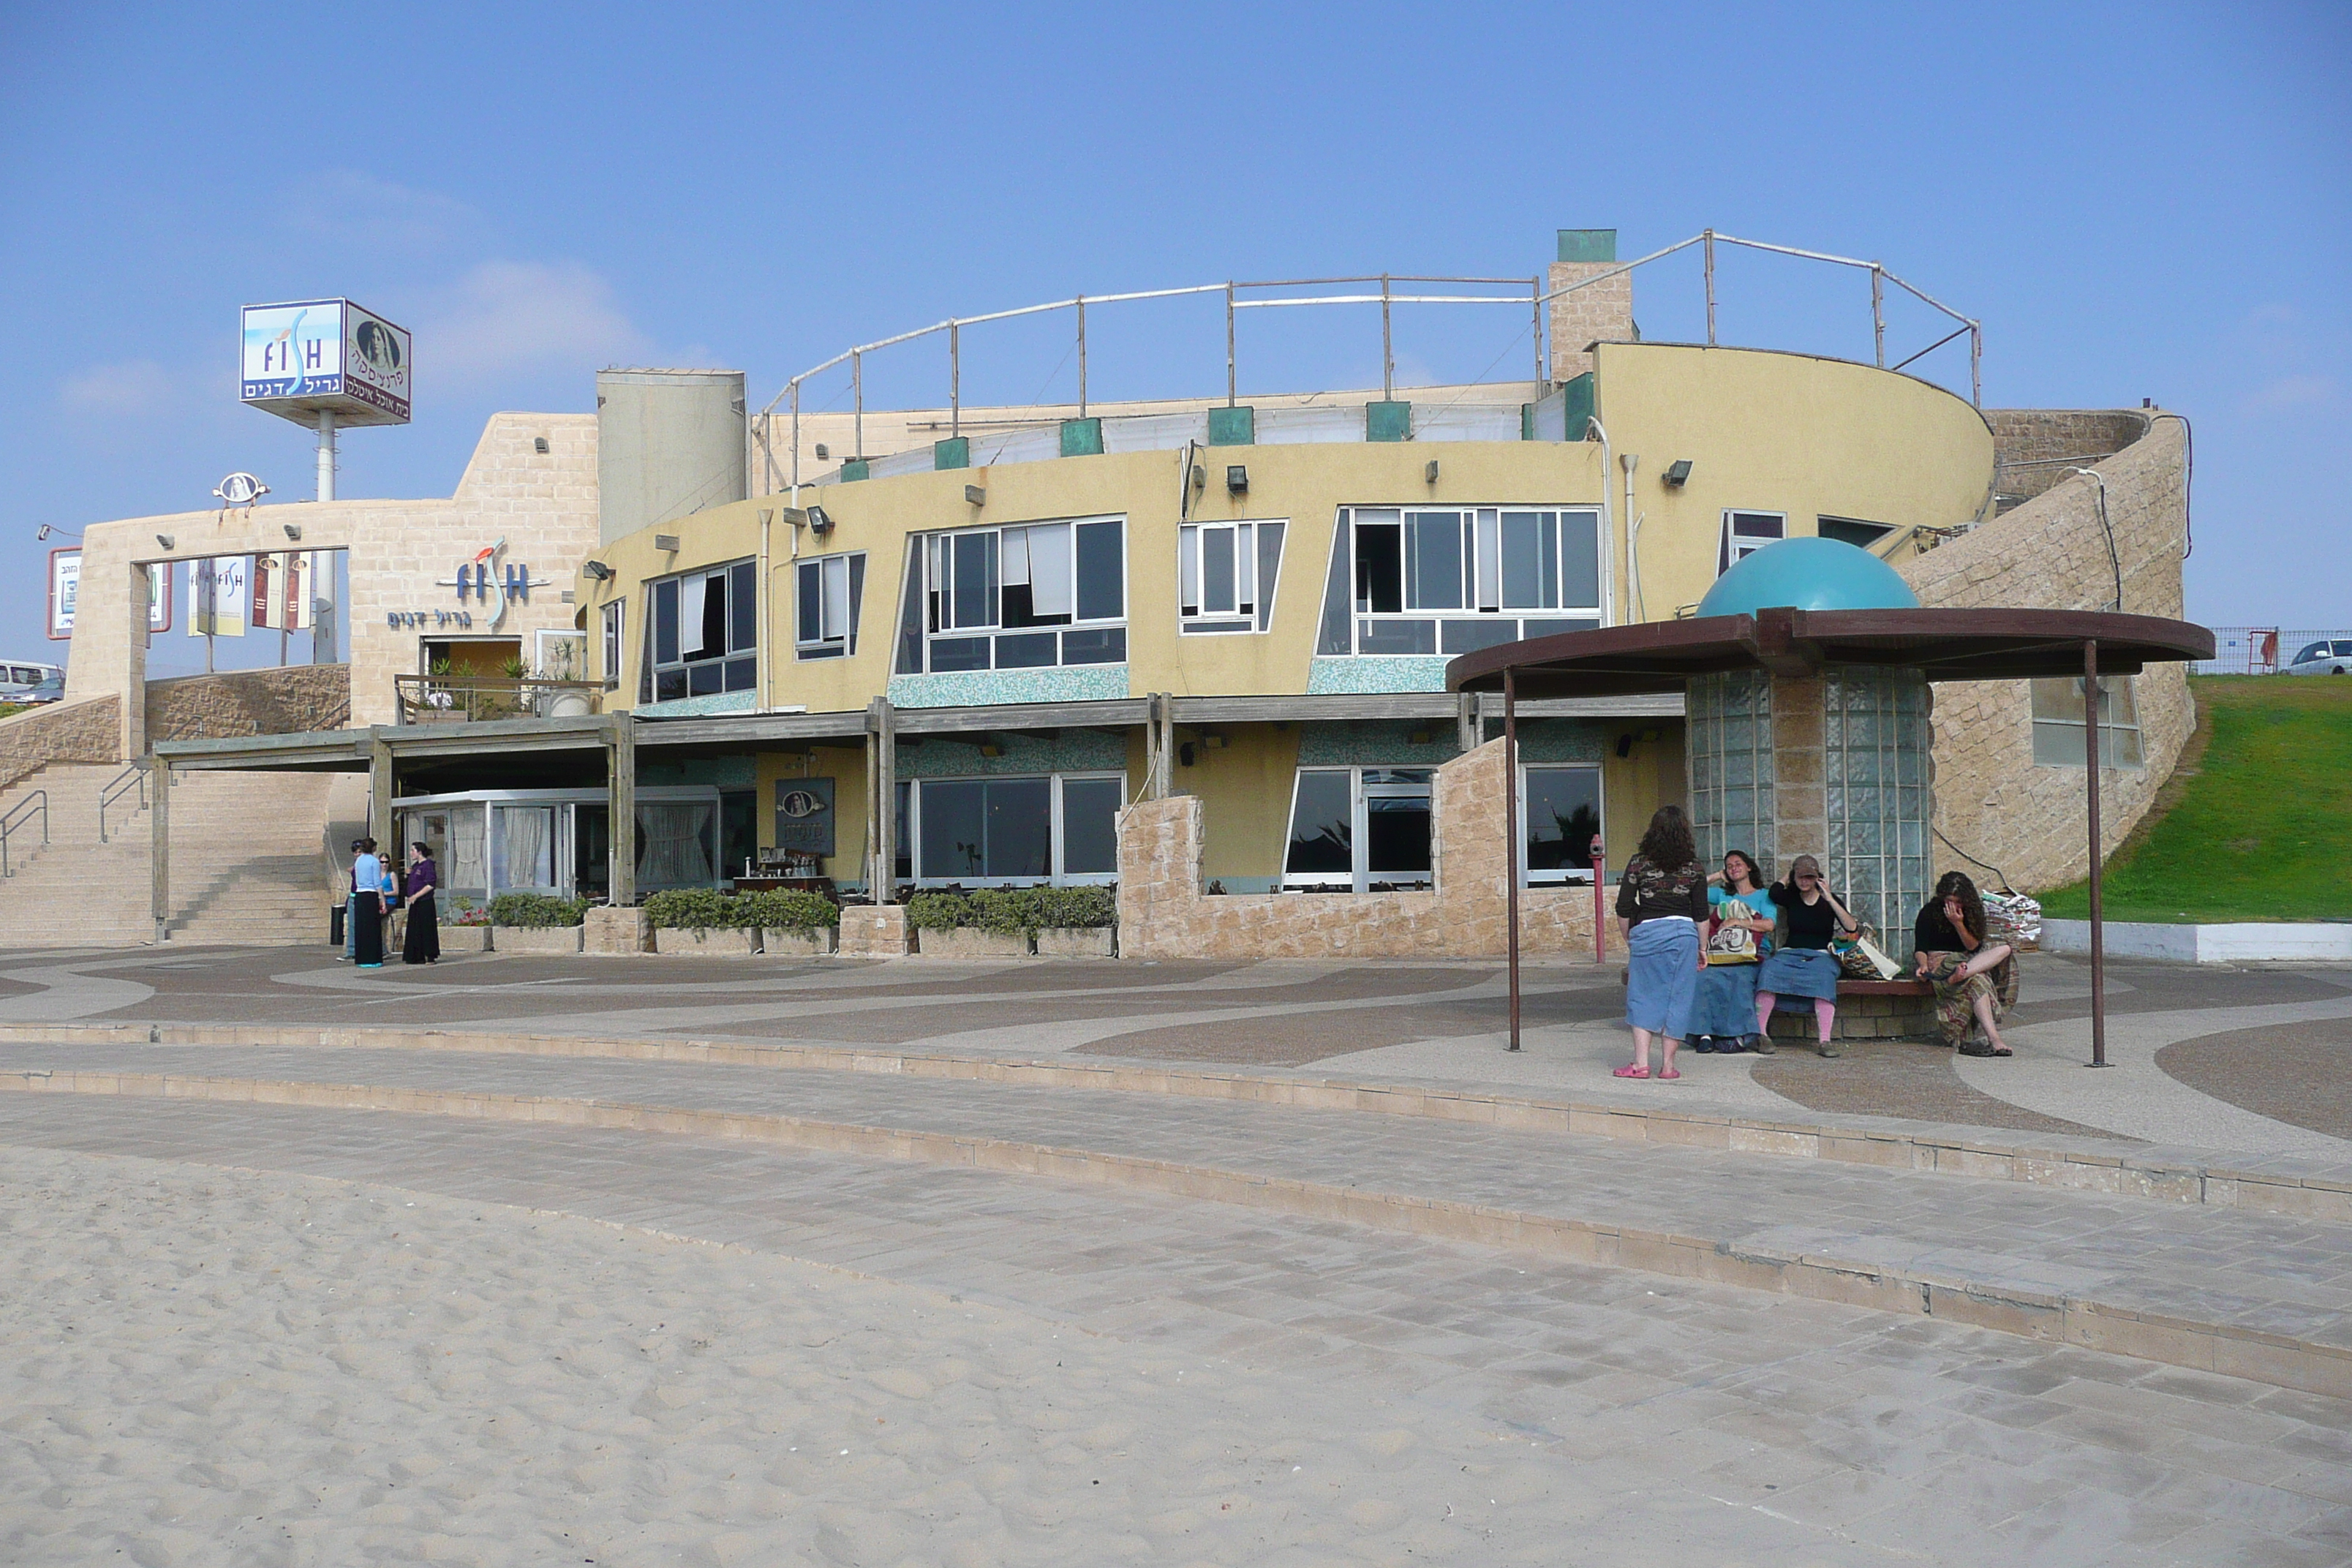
[1753,853,1859,1058]
[1689,850,1776,1053]
[1612,806,1709,1081]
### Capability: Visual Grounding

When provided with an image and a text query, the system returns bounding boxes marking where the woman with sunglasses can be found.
[1752,854,1858,1057]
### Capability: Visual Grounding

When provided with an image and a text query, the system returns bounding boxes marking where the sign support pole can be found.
[317,410,338,503]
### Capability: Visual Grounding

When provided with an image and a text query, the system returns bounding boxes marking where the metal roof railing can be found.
[756,231,1983,494]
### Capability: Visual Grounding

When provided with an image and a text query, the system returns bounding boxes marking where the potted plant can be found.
[487,892,589,954]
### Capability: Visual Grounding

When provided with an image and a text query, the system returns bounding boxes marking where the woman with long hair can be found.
[1914,870,2015,1055]
[1689,849,1776,1053]
[1752,853,1858,1057]
[1611,804,1709,1080]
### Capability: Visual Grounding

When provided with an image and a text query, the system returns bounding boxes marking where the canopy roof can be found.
[1446,606,2215,699]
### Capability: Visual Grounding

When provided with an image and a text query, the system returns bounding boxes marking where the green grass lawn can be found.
[2038,675,2352,923]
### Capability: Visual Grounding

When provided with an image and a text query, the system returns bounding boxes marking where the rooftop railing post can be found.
[1077,297,1087,419]
[1970,322,1983,408]
[852,351,863,463]
[1381,274,1394,400]
[789,382,801,497]
[1504,666,1522,1052]
[1704,228,1717,346]
[1871,265,1886,368]
[1531,276,1545,387]
[949,322,960,438]
[1225,282,1236,407]
[2085,641,2109,1068]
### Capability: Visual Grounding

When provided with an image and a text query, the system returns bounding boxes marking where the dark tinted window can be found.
[1074,520,1123,622]
[1526,767,1602,872]
[1060,779,1123,875]
[1285,772,1352,875]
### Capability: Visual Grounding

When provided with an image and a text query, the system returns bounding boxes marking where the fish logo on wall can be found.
[435,539,551,631]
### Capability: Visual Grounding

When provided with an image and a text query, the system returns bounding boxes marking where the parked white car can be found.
[2285,638,2352,676]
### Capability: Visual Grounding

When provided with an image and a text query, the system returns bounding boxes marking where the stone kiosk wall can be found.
[1118,736,1610,961]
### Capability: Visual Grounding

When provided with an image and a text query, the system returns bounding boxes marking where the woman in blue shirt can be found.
[1689,850,1776,1054]
[350,838,387,968]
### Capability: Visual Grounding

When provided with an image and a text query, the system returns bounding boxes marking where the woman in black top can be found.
[1752,854,1859,1057]
[1913,871,2014,1055]
[1612,805,1709,1081]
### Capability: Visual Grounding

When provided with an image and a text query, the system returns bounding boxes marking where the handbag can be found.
[1705,898,1760,964]
[1832,923,1903,980]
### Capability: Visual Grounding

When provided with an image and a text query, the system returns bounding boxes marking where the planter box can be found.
[652,926,761,956]
[760,927,838,957]
[440,925,492,953]
[1034,926,1115,957]
[914,927,1033,958]
[492,924,584,955]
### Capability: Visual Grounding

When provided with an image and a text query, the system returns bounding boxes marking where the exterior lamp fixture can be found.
[582,561,614,581]
[814,443,829,460]
[1662,459,1693,487]
[533,437,550,453]
[977,739,1002,758]
[806,505,834,538]
[964,484,987,506]
[654,534,681,553]
[282,523,302,541]
[1424,459,1440,484]
[155,534,175,551]
[1225,465,1248,494]
[34,524,80,542]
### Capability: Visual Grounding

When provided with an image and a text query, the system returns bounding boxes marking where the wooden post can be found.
[609,712,636,908]
[368,734,394,859]
[2085,641,2108,1068]
[1504,666,1521,1053]
[149,756,168,944]
[1457,691,1479,756]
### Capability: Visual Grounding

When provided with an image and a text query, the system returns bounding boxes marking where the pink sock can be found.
[1814,998,1836,1042]
[1754,995,1775,1035]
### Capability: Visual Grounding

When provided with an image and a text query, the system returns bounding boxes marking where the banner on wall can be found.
[189,556,249,638]
[148,562,173,634]
[252,551,314,631]
[46,548,78,640]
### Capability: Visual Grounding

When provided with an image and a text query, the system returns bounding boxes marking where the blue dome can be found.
[1695,535,1920,618]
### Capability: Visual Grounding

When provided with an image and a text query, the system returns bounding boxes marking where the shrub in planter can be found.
[904,886,1114,935]
[643,889,754,930]
[736,889,840,931]
[487,892,589,928]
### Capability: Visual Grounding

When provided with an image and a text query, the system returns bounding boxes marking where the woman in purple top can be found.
[400,843,440,965]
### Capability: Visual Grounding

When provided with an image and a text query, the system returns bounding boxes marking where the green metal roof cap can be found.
[1695,536,1920,619]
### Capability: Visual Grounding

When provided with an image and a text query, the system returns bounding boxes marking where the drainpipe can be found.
[757,508,773,710]
[1621,453,1643,622]
[1585,416,1618,627]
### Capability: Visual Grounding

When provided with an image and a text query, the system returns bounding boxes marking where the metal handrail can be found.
[395,674,604,725]
[1,790,48,878]
[97,763,147,844]
[754,230,1986,494]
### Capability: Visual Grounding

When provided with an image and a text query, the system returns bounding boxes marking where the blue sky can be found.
[2,0,2346,669]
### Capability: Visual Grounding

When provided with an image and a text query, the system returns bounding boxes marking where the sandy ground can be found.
[0,1146,1648,1568]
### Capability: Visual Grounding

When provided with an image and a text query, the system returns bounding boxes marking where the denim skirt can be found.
[1624,917,1700,1038]
[1689,960,1761,1037]
[1757,946,1844,1002]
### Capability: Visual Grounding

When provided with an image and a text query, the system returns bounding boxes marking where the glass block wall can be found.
[1823,666,1933,938]
[1686,670,1775,878]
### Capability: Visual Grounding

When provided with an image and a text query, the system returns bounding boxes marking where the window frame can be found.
[899,770,1128,887]
[1177,518,1286,634]
[1816,514,1894,551]
[1520,763,1605,887]
[2029,675,2145,769]
[1281,765,1436,893]
[1318,505,1603,657]
[641,557,758,703]
[1719,510,1786,574]
[793,550,867,661]
[897,515,1128,674]
[599,600,625,690]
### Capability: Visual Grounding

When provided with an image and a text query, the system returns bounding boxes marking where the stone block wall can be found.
[1548,260,1634,382]
[0,696,122,794]
[1900,411,2193,893]
[1988,409,2150,510]
[1119,736,1614,961]
[144,665,352,743]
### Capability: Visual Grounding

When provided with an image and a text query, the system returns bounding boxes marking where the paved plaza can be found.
[1,945,2349,1564]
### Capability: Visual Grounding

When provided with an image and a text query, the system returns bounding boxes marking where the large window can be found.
[1524,765,1602,885]
[794,551,866,660]
[2031,676,2144,768]
[599,600,624,689]
[644,559,755,702]
[895,517,1126,674]
[1817,515,1893,551]
[1283,767,1433,892]
[1178,520,1286,634]
[1316,507,1600,656]
[895,773,1125,886]
[1719,510,1784,573]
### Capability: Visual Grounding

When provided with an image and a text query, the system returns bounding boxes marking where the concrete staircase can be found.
[0,764,336,948]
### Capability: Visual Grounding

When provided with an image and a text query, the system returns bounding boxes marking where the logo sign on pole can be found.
[240,300,412,428]
[46,548,78,641]
[189,557,250,638]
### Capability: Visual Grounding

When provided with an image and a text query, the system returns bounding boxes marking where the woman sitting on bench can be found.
[1753,854,1859,1058]
[1913,871,2016,1057]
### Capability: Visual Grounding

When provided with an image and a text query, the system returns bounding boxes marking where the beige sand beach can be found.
[0,1145,1602,1567]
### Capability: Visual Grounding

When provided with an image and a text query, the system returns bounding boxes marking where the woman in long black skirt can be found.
[351,838,386,968]
[402,841,441,965]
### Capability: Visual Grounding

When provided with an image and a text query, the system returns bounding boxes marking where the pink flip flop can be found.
[1612,1064,1651,1079]
[1656,1069,1682,1080]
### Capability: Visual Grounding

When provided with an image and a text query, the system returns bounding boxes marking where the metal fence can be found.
[2194,627,2352,675]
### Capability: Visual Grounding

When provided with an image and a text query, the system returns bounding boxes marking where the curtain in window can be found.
[638,802,715,888]
[1025,523,1074,617]
[446,804,489,894]
[494,805,554,892]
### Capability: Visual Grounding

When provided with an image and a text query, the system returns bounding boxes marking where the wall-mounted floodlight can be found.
[1662,459,1692,487]
[34,524,80,542]
[533,437,550,454]
[582,561,614,581]
[1424,459,1440,484]
[654,534,680,552]
[1225,465,1248,494]
[155,534,176,551]
[814,443,829,460]
[964,484,987,506]
[807,505,834,537]
[282,523,302,541]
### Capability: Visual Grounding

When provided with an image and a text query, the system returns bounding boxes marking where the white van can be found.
[0,661,64,703]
